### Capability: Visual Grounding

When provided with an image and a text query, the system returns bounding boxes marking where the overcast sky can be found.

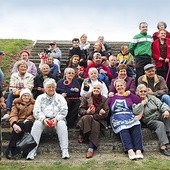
[1,0,170,41]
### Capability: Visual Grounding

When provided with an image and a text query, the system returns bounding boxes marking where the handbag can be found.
[16,132,37,157]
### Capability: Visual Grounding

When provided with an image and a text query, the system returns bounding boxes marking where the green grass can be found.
[0,39,33,81]
[1,156,170,170]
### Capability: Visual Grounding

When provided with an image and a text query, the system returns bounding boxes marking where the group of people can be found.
[1,20,170,161]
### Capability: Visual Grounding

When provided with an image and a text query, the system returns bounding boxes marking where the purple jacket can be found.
[109,76,136,94]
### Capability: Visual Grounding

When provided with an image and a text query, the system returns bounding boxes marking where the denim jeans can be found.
[161,94,170,106]
[6,91,14,111]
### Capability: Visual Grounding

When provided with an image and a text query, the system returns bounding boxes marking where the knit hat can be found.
[117,64,127,72]
[20,88,32,97]
[19,50,30,56]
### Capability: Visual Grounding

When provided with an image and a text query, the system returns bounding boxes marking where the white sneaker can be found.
[128,150,137,160]
[26,155,35,160]
[1,113,10,121]
[62,149,70,159]
[26,148,36,160]
[136,150,144,159]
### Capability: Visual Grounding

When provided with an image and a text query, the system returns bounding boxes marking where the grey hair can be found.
[88,67,98,75]
[43,78,56,88]
[92,81,103,90]
[139,22,148,29]
[136,84,147,94]
[40,63,50,71]
[157,21,167,29]
[64,67,75,75]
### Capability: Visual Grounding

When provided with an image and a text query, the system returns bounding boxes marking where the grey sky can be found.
[0,0,170,41]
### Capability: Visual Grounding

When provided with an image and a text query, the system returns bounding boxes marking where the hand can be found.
[99,108,106,115]
[62,93,67,97]
[13,124,22,133]
[51,118,58,126]
[147,88,154,95]
[43,118,52,127]
[141,98,148,106]
[134,114,143,120]
[74,88,79,92]
[162,111,170,119]
[87,105,95,115]
[0,102,6,109]
[108,92,114,97]
[159,57,164,61]
[99,69,106,74]
[37,87,44,92]
[165,58,169,63]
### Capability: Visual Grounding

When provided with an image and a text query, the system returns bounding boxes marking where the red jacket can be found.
[152,38,170,68]
[84,62,113,79]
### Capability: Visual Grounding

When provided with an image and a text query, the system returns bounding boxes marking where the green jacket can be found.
[129,32,152,58]
[142,94,170,124]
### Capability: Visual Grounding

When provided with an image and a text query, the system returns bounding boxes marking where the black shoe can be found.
[160,148,170,156]
[5,149,13,160]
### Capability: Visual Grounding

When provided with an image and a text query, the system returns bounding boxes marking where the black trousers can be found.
[7,121,33,149]
[66,99,80,128]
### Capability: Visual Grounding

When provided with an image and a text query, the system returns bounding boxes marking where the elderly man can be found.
[84,52,113,87]
[138,64,170,106]
[26,78,69,160]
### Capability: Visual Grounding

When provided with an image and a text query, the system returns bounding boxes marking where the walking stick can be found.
[166,62,170,83]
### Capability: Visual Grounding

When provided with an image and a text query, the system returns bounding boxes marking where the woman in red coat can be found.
[152,29,170,87]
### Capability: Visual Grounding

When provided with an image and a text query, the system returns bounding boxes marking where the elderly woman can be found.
[6,88,35,159]
[56,68,81,128]
[11,50,37,76]
[153,21,170,41]
[32,63,57,99]
[109,64,136,97]
[80,67,108,98]
[136,84,170,156]
[26,78,69,160]
[108,79,144,160]
[77,82,109,158]
[6,60,34,116]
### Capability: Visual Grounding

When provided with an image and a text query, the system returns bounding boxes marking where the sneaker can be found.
[62,150,70,159]
[160,148,170,156]
[128,150,137,160]
[26,155,35,160]
[1,113,10,121]
[136,150,144,159]
[26,149,36,160]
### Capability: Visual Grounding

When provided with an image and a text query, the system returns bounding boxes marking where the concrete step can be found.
[2,126,159,155]
[29,40,129,71]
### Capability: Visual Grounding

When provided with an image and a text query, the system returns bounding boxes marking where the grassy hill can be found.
[0,39,33,81]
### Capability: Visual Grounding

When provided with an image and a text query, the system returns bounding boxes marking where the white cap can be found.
[20,88,32,97]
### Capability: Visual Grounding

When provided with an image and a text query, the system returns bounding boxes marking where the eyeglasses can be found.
[139,90,147,93]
